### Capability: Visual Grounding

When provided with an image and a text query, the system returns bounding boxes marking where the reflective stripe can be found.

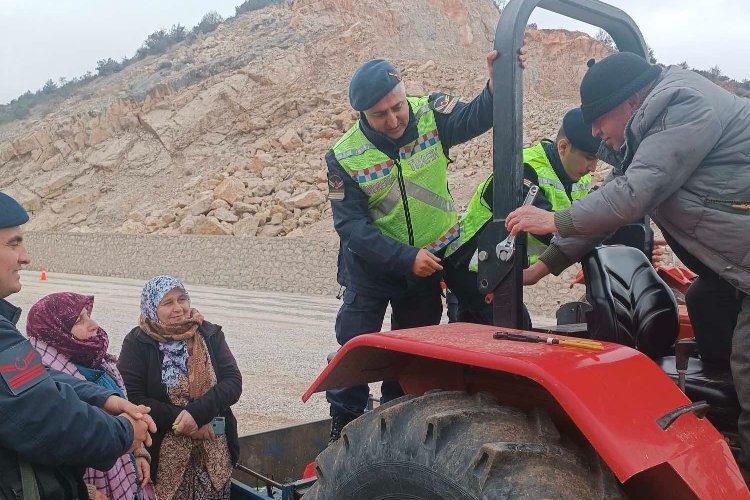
[369,179,455,221]
[425,223,461,254]
[404,179,455,213]
[359,174,396,196]
[334,142,377,161]
[572,182,591,193]
[369,185,401,221]
[414,103,431,123]
[538,177,565,191]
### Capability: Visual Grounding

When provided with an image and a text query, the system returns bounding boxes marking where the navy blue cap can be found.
[0,192,30,229]
[348,59,403,112]
[562,108,601,156]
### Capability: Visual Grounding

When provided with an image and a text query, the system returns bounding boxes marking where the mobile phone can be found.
[211,416,226,436]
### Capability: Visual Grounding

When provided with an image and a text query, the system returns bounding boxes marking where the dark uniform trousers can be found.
[326,284,443,419]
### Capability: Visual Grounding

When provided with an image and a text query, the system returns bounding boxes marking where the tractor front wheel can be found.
[304,390,624,499]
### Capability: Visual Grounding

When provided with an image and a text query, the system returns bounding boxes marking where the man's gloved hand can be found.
[412,248,443,277]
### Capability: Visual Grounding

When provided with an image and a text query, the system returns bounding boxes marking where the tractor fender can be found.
[303,323,748,498]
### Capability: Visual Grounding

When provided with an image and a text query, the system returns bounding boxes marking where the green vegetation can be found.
[0,2,286,125]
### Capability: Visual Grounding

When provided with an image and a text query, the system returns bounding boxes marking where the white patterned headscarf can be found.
[140,275,190,323]
[140,275,191,388]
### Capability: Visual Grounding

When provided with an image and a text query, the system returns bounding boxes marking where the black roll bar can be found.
[478,0,648,328]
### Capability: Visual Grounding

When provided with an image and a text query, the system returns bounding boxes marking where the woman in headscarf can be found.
[118,275,242,500]
[26,292,154,500]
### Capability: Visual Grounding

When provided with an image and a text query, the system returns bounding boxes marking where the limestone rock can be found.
[258,224,283,237]
[192,216,231,235]
[120,220,149,234]
[287,190,326,209]
[279,129,303,151]
[210,199,231,211]
[212,207,239,223]
[213,177,246,205]
[185,195,214,216]
[232,201,255,216]
[233,216,260,236]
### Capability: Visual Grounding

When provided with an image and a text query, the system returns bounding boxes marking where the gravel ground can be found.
[10,270,554,436]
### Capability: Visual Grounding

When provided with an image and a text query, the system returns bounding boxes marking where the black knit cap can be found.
[580,52,661,124]
[348,59,403,112]
[0,192,29,229]
[562,108,601,156]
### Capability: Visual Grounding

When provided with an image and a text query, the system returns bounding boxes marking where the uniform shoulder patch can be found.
[523,179,533,188]
[0,341,48,396]
[327,172,345,201]
[430,93,459,114]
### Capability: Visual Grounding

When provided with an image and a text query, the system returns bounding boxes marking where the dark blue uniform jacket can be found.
[326,86,494,298]
[0,298,133,497]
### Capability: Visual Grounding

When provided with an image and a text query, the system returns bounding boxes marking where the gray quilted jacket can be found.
[540,66,750,293]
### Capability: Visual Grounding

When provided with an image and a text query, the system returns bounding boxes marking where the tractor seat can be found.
[581,246,678,358]
[657,356,739,430]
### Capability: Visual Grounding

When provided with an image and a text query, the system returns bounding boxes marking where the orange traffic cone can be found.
[40,268,47,282]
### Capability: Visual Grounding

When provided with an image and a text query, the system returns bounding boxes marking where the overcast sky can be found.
[1,0,747,104]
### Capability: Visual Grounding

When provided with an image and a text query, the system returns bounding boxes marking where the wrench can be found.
[496,185,539,261]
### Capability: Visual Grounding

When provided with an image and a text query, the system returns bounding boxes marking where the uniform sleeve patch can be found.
[523,179,532,188]
[0,341,48,396]
[431,93,459,114]
[327,172,345,201]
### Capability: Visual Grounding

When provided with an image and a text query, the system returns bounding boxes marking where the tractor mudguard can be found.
[303,323,748,498]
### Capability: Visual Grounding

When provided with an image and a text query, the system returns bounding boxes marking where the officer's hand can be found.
[173,409,199,435]
[506,205,556,236]
[412,249,443,277]
[523,261,550,286]
[123,413,152,451]
[104,395,150,421]
[486,43,528,95]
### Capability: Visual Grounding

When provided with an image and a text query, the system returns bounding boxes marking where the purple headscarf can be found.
[26,292,113,369]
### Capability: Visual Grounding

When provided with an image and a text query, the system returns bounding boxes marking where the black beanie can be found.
[579,52,661,124]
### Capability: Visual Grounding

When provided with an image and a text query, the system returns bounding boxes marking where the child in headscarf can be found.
[26,292,155,500]
[118,275,241,500]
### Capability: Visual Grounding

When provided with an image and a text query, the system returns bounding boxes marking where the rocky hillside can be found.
[0,0,611,238]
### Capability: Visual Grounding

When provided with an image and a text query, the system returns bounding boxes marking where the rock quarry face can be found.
[0,0,612,238]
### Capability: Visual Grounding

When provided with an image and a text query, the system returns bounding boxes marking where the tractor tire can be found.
[304,390,625,499]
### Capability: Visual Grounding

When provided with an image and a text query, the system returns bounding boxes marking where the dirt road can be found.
[12,270,345,434]
[11,270,554,435]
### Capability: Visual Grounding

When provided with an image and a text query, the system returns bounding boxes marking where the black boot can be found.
[328,414,354,445]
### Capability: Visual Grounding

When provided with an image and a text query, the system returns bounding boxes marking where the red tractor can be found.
[231,0,749,498]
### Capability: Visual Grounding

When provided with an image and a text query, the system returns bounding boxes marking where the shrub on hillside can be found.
[235,0,284,16]
[193,11,223,35]
[135,24,188,59]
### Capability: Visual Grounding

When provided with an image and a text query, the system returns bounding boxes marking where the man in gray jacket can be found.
[505,52,750,467]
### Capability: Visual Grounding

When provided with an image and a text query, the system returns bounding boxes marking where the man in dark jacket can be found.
[0,192,155,499]
[324,48,526,442]
[442,107,600,324]
[506,52,750,469]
